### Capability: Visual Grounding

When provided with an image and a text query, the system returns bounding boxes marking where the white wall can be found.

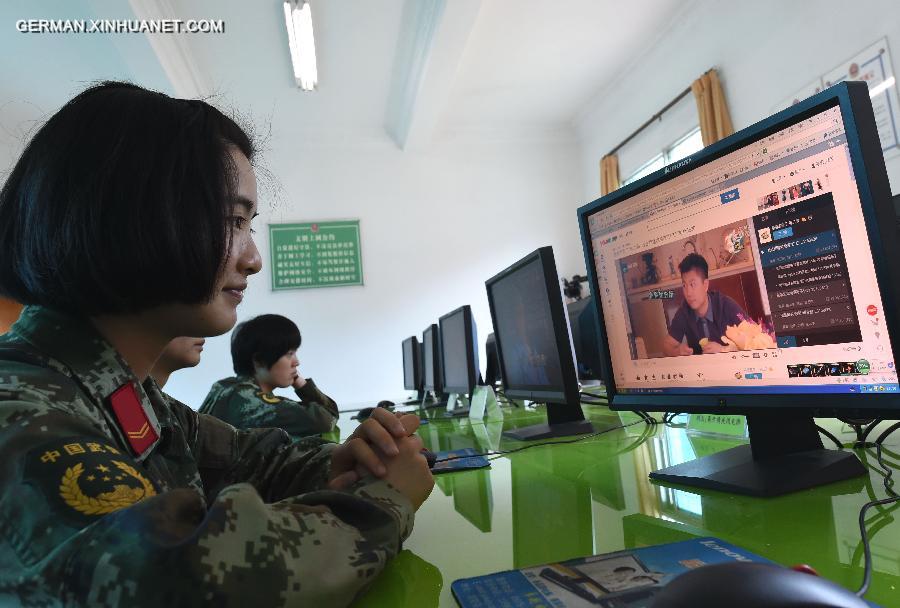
[165,129,585,409]
[576,0,900,210]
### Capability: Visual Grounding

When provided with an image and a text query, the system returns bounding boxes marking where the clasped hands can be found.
[328,408,433,509]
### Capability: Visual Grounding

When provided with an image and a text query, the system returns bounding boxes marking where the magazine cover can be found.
[452,537,775,607]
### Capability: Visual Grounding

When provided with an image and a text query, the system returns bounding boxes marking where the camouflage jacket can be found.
[0,306,414,607]
[198,375,339,438]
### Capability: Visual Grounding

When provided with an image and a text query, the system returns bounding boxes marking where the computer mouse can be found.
[650,562,868,608]
[421,449,437,469]
[354,407,375,421]
[355,401,396,421]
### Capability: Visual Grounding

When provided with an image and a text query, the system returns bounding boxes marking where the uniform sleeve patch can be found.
[24,437,158,524]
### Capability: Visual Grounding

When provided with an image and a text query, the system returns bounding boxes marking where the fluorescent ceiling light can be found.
[869,76,896,99]
[284,0,318,91]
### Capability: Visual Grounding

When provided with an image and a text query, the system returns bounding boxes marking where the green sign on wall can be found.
[269,220,363,290]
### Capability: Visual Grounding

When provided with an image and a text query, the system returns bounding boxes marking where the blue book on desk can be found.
[452,537,876,608]
[431,448,491,474]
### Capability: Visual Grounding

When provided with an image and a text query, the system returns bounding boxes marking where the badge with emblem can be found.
[25,437,158,524]
[257,391,281,404]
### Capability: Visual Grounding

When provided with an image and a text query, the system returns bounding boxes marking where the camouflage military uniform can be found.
[199,374,338,438]
[0,306,414,607]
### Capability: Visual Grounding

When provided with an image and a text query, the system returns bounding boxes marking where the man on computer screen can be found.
[662,253,748,356]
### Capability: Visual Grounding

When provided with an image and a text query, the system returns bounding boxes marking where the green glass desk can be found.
[326,405,900,607]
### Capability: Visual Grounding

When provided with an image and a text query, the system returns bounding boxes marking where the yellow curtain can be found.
[600,154,620,196]
[692,69,733,146]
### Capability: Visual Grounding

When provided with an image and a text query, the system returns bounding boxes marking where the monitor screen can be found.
[490,255,565,391]
[439,306,477,395]
[423,324,441,392]
[402,336,420,390]
[567,296,605,381]
[583,93,899,402]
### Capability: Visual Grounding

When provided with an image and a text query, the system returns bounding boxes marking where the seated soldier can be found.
[0,81,433,607]
[199,314,338,437]
[150,336,206,389]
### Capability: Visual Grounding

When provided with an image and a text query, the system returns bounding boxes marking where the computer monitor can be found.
[402,336,422,391]
[486,246,595,440]
[484,333,503,387]
[423,323,443,395]
[438,305,479,397]
[567,296,605,382]
[578,81,900,497]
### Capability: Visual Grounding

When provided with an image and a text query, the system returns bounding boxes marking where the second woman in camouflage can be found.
[200,314,339,437]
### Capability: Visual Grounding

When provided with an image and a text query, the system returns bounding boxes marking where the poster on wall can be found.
[776,78,824,114]
[823,38,899,159]
[269,220,363,290]
[774,37,899,160]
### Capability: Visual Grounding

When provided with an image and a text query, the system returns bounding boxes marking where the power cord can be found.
[839,417,879,445]
[855,442,900,598]
[432,417,650,464]
[485,418,650,462]
[874,420,900,447]
[662,412,684,425]
[815,425,844,451]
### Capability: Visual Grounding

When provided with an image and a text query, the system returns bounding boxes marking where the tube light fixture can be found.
[869,76,896,99]
[283,0,318,91]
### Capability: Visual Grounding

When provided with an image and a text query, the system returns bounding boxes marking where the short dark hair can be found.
[231,314,301,376]
[678,252,709,280]
[0,81,254,315]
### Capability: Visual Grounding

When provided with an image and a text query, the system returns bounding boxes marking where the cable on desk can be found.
[874,420,900,447]
[855,442,900,598]
[636,411,659,425]
[841,417,879,446]
[815,425,844,451]
[662,412,684,425]
[579,390,608,398]
[483,418,650,462]
[431,418,650,464]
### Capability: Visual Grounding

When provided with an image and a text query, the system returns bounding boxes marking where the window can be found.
[622,127,704,186]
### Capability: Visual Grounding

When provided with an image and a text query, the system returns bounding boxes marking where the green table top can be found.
[326,405,900,607]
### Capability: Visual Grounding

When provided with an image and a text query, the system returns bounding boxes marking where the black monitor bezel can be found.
[438,305,478,396]
[423,323,442,393]
[485,246,581,404]
[576,81,900,417]
[401,335,422,391]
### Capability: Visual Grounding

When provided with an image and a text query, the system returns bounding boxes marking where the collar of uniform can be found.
[234,375,263,390]
[12,306,137,398]
[11,306,162,459]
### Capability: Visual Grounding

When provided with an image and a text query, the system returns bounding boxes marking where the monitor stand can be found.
[502,401,595,441]
[420,391,448,410]
[649,414,866,497]
[443,393,470,418]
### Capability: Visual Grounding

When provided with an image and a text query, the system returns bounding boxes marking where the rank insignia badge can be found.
[108,382,160,456]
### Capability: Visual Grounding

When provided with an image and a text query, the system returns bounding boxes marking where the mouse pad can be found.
[452,537,880,608]
[430,448,490,474]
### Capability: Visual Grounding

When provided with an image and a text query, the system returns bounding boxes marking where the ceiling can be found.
[0,0,693,151]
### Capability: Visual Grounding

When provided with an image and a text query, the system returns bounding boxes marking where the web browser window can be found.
[587,104,899,396]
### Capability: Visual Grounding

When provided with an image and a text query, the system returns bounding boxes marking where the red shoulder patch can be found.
[109,383,159,456]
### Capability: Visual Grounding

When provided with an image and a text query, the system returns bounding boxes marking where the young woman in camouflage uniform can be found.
[0,82,433,607]
[200,314,339,438]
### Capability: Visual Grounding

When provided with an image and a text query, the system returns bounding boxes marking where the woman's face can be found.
[154,147,262,338]
[259,349,299,389]
[158,336,206,371]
